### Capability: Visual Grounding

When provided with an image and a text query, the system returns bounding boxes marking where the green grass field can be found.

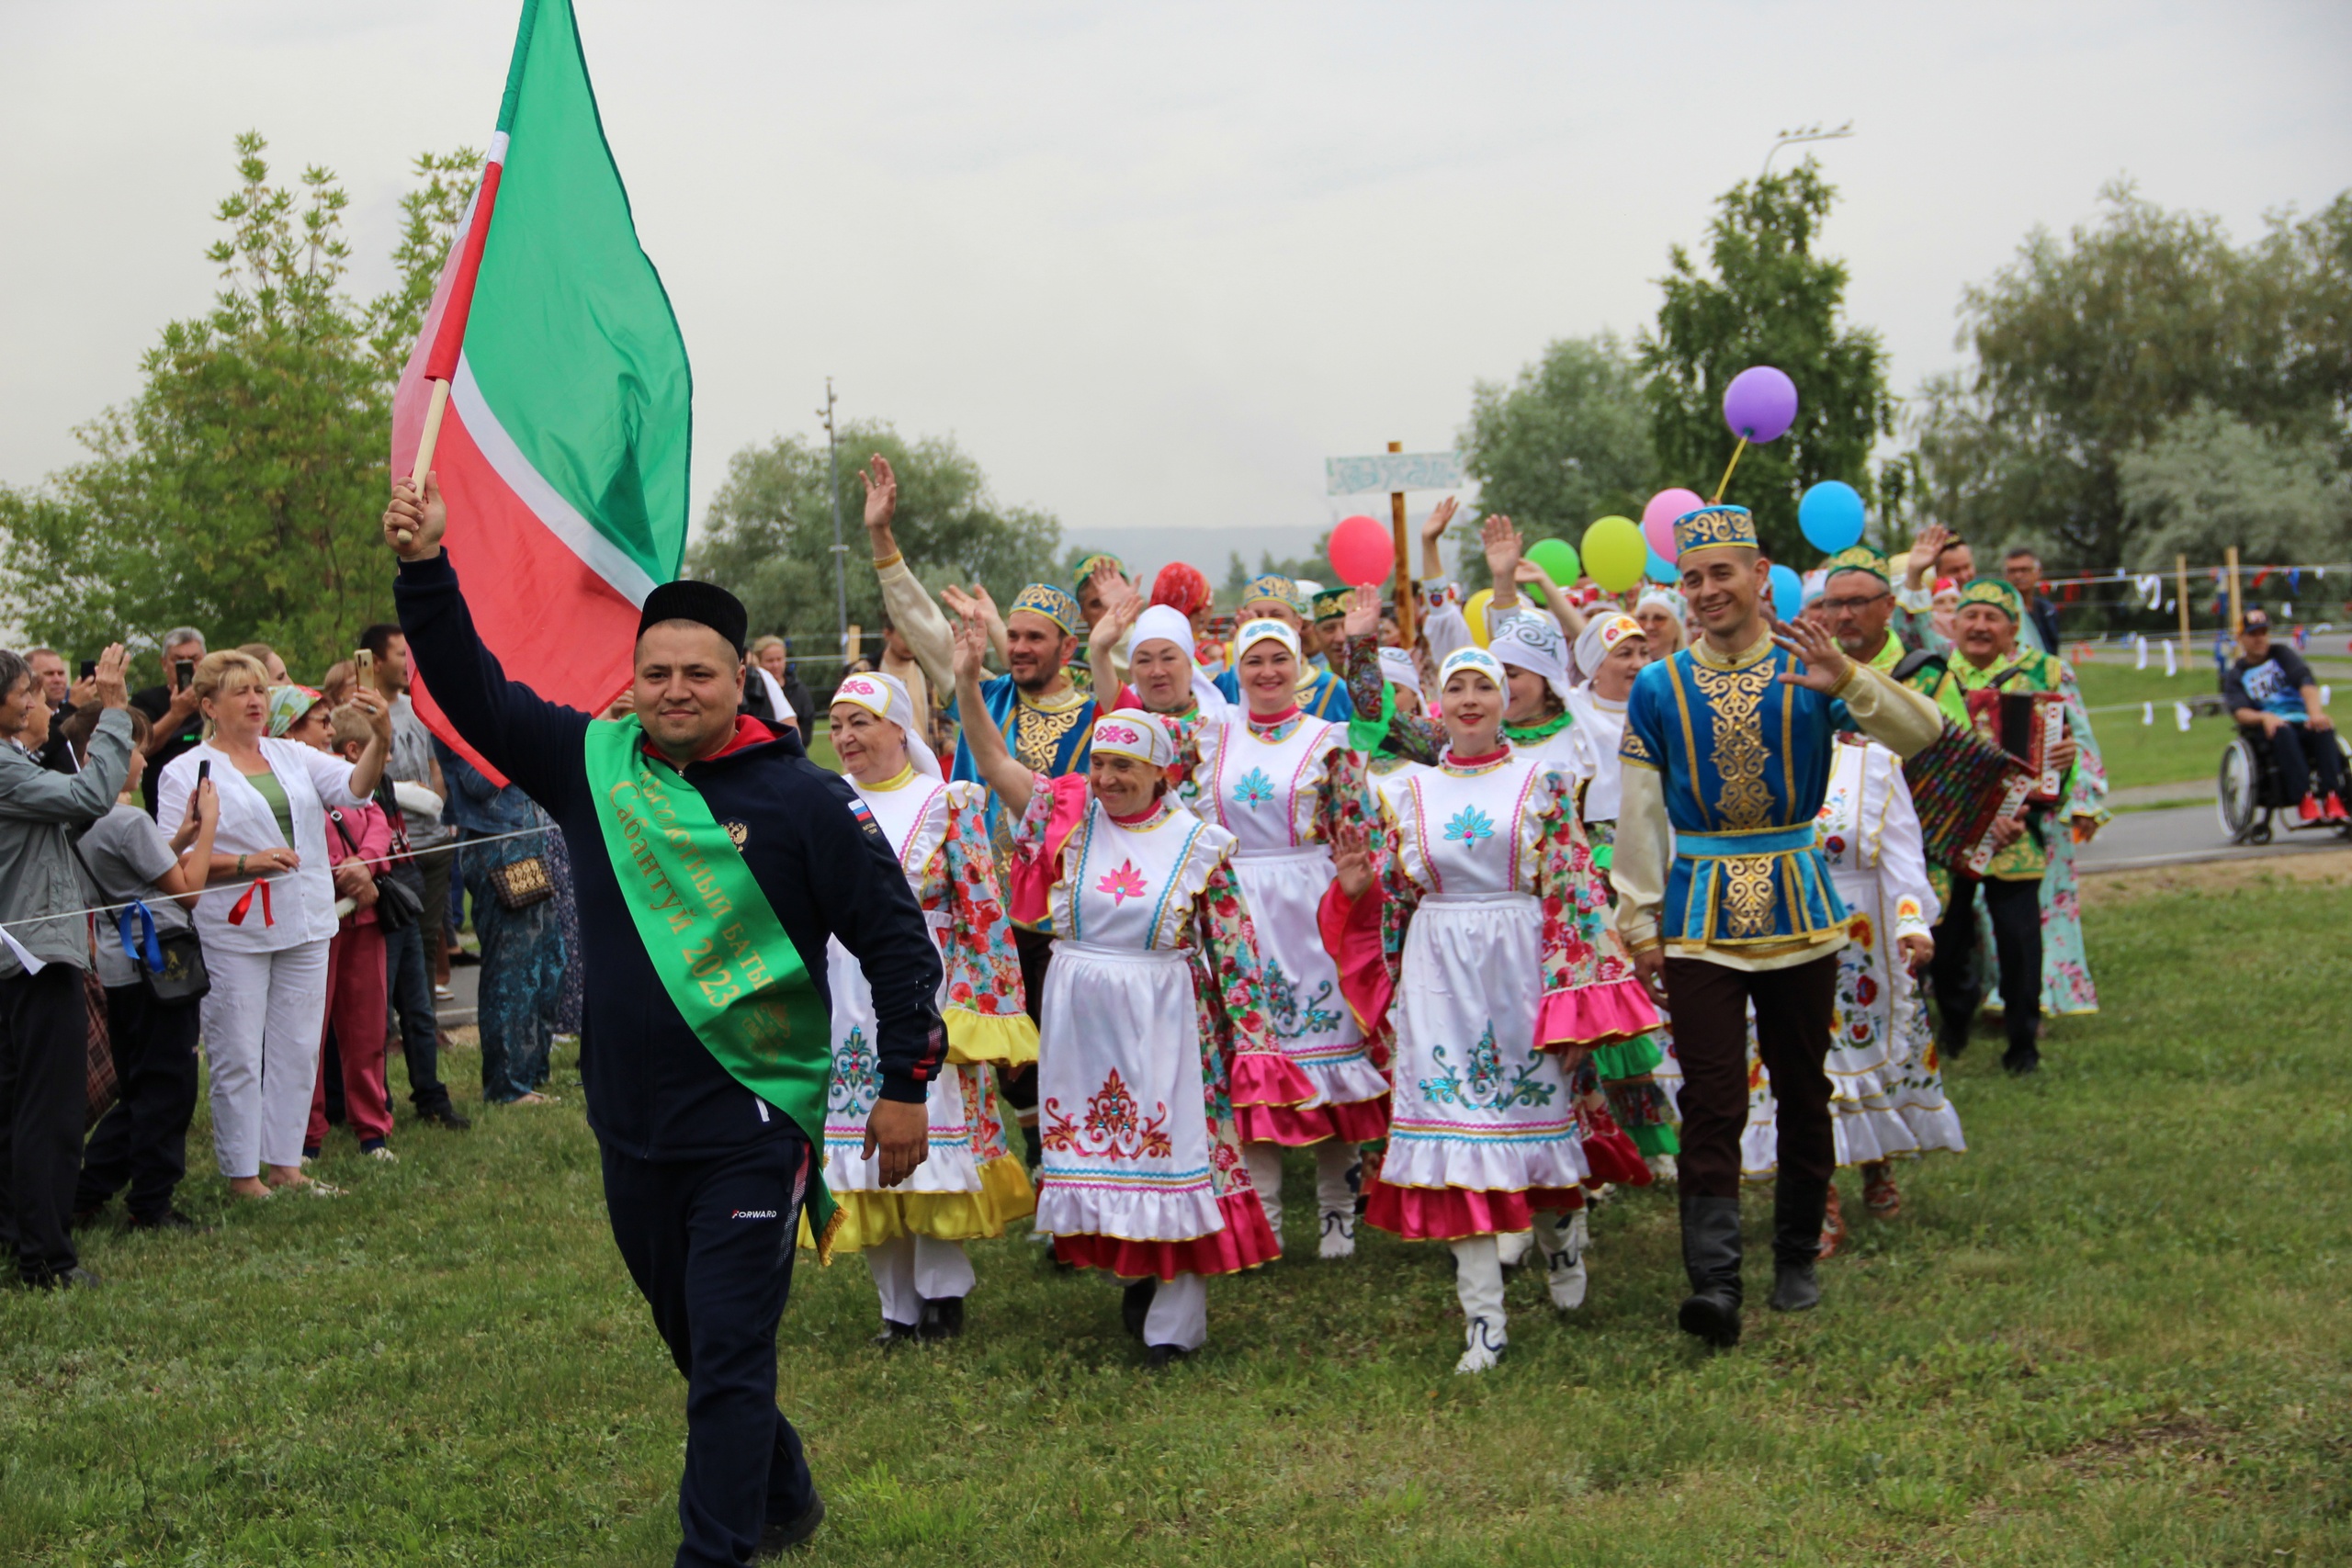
[2068,657,2238,795]
[6,865,2348,1566]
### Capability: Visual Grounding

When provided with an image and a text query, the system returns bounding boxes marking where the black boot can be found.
[1770,1171,1827,1313]
[917,1296,966,1340]
[1121,1277,1158,1339]
[1676,1196,1743,1347]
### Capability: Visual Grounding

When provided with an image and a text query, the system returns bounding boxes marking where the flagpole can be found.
[395,378,453,547]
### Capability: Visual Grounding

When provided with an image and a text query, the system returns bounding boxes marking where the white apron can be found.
[1377,757,1586,1193]
[1196,714,1385,1115]
[822,776,981,1197]
[1034,801,1234,1243]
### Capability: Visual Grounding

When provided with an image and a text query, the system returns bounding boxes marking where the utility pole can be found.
[819,378,849,665]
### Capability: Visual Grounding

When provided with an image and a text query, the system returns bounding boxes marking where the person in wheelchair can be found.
[2224,610,2346,824]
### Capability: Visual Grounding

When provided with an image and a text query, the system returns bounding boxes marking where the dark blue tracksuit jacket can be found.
[395,552,945,1157]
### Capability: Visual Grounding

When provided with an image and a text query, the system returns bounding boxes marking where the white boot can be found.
[1532,1207,1589,1311]
[1450,1235,1508,1373]
[1314,1142,1356,1259]
[1242,1142,1284,1256]
[1495,1228,1534,1269]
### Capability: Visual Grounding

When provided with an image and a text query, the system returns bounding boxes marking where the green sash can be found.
[582,718,842,1257]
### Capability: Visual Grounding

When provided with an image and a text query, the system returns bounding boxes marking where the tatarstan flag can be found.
[391,0,690,777]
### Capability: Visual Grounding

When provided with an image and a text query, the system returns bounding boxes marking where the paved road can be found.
[2079,801,2352,873]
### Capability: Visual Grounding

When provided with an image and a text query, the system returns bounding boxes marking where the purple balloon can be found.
[1722,366,1798,444]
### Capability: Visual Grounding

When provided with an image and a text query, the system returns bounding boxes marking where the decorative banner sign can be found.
[1325,452,1465,496]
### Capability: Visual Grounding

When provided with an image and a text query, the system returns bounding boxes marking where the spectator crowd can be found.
[0,623,583,1289]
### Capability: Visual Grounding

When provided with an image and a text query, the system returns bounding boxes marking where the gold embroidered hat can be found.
[1009,583,1081,634]
[1310,586,1352,623]
[1672,504,1758,563]
[1957,577,2024,621]
[1820,544,1891,585]
[1240,572,1309,618]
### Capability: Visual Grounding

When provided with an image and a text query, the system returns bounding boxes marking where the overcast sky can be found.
[6,0,2349,587]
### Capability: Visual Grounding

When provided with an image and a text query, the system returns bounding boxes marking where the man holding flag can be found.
[388,475,942,1562]
[380,2,944,1559]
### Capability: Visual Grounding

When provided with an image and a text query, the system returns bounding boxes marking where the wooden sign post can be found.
[1325,446,1464,649]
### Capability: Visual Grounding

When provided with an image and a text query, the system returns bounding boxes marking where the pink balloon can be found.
[1327,513,1395,588]
[1641,488,1705,562]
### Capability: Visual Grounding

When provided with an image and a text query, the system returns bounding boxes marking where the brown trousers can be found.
[1663,953,1839,1200]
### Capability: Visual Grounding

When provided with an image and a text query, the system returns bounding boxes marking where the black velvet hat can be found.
[638,580,749,655]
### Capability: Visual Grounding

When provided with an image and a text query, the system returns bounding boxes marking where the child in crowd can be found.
[73,710,220,1230]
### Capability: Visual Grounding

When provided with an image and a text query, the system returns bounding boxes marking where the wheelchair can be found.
[2217,722,2352,844]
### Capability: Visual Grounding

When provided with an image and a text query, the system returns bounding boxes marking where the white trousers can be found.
[1142,1271,1208,1351]
[864,1234,976,1327]
[1242,1141,1357,1248]
[199,940,332,1178]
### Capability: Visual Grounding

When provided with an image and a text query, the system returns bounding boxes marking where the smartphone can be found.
[354,648,375,685]
[79,659,96,680]
[198,760,211,784]
[175,658,196,690]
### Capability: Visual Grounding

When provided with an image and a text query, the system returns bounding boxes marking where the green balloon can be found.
[1525,536,1581,588]
[1582,515,1647,592]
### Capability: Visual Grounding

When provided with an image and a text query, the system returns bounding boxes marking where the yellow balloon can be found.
[1582,515,1648,592]
[1464,588,1495,648]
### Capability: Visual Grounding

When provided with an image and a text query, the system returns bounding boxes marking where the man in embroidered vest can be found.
[1817,545,1947,699]
[1213,574,1354,720]
[1611,505,1943,1348]
[384,477,944,1566]
[1928,577,2104,1077]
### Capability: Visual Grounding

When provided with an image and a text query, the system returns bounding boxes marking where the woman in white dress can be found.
[955,621,1279,1365]
[1180,616,1385,1261]
[1326,647,1658,1373]
[816,672,1037,1343]
[1739,734,1962,1254]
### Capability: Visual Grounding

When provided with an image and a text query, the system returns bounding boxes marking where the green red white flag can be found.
[391,0,691,775]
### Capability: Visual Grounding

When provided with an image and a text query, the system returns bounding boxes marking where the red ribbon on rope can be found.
[228,878,274,929]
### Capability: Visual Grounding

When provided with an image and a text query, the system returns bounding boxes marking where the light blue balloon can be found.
[1769,564,1804,616]
[1798,480,1867,554]
[1645,547,1679,584]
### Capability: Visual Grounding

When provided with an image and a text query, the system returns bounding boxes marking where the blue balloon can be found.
[1645,547,1679,584]
[1768,564,1804,616]
[1798,480,1867,554]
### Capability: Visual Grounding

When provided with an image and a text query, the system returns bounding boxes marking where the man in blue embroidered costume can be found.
[1611,505,1943,1347]
[1213,574,1354,721]
[385,478,944,1564]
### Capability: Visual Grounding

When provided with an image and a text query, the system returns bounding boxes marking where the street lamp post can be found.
[1761,120,1856,179]
[819,377,849,666]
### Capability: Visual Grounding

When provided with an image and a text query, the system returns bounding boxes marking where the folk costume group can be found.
[379,451,2086,1562]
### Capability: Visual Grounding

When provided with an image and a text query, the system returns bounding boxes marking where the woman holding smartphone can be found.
[157,650,391,1200]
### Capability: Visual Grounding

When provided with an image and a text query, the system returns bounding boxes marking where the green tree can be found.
[1912,183,2352,572]
[688,422,1062,668]
[1642,161,1894,562]
[2117,402,2352,571]
[1,134,484,681]
[1459,333,1657,547]
[365,148,486,378]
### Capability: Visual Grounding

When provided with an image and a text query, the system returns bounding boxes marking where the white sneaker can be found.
[367,1146,399,1163]
[1495,1229,1534,1269]
[1646,1153,1679,1183]
[1544,1211,1590,1312]
[1317,1208,1356,1260]
[1454,1316,1507,1374]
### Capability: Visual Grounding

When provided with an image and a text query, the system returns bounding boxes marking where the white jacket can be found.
[157,737,370,953]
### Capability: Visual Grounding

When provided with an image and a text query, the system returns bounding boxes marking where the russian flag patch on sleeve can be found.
[846,797,883,838]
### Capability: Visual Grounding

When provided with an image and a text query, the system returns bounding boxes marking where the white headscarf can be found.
[1574,613,1645,680]
[1131,604,1227,719]
[1377,645,1423,701]
[1487,608,1574,706]
[828,671,942,780]
[1090,707,1176,767]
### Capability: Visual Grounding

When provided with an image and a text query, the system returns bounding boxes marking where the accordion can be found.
[1964,687,2069,803]
[1902,721,2033,880]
